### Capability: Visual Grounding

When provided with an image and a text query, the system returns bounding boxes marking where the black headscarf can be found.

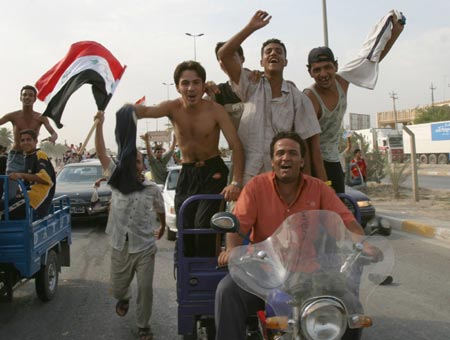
[107,104,144,194]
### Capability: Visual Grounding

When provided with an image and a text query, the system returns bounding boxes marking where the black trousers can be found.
[175,156,228,256]
[324,161,345,194]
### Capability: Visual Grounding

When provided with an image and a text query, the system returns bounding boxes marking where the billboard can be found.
[431,121,450,141]
[349,113,371,130]
[146,130,171,143]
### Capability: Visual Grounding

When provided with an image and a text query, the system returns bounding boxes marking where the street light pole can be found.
[162,82,174,100]
[185,32,204,61]
[322,0,329,47]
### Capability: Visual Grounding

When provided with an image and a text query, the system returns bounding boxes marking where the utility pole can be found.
[389,91,399,131]
[430,82,436,106]
[322,0,329,47]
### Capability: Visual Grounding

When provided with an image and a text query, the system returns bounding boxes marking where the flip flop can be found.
[138,327,153,340]
[115,299,129,317]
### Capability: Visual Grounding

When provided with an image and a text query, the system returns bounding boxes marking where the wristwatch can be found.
[231,181,242,189]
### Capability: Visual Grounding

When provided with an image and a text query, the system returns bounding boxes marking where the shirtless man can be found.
[134,60,244,256]
[0,85,58,198]
[217,10,327,184]
[304,12,405,193]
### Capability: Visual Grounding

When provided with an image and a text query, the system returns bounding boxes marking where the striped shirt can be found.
[231,69,321,184]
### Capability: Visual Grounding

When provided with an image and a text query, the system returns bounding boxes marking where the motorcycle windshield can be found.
[228,210,394,316]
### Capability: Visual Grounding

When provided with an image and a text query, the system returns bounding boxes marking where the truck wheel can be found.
[35,250,59,302]
[167,228,177,241]
[428,154,437,164]
[419,154,428,164]
[438,154,448,164]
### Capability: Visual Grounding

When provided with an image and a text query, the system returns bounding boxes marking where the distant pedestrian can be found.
[350,148,367,186]
[141,132,176,185]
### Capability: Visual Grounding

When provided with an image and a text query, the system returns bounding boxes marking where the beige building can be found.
[377,100,450,128]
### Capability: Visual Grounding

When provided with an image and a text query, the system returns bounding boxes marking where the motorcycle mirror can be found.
[210,212,240,233]
[370,217,391,237]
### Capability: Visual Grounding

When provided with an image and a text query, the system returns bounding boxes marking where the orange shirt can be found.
[233,172,356,243]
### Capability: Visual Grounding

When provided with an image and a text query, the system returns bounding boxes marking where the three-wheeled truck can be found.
[0,177,71,302]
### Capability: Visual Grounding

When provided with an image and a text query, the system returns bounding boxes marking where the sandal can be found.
[138,327,153,340]
[115,299,129,317]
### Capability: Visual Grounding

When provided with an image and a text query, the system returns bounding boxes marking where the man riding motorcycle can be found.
[215,131,380,340]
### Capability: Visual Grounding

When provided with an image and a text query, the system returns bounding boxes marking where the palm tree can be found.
[0,127,13,148]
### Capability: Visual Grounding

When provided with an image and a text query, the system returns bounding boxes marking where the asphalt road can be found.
[1,220,449,339]
[383,173,450,191]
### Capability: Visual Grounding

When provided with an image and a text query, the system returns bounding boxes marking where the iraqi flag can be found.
[35,41,126,128]
[135,95,146,105]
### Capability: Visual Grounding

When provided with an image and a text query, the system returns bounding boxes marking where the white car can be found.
[162,165,181,240]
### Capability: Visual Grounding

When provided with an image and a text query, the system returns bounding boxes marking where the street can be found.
[382,171,450,192]
[1,220,450,340]
[402,174,450,191]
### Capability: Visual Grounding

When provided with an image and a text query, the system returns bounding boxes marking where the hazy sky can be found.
[1,0,449,151]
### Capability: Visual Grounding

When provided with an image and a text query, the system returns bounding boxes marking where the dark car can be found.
[343,185,376,228]
[55,160,111,220]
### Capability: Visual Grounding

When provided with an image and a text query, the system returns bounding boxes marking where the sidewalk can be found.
[369,166,450,243]
[376,203,450,243]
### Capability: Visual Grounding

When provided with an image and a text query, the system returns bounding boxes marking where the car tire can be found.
[167,228,177,241]
[35,250,59,302]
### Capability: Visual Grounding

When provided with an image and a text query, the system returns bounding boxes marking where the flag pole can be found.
[78,65,127,157]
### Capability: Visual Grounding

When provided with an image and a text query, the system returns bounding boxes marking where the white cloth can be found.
[104,160,165,253]
[231,69,321,184]
[339,9,403,89]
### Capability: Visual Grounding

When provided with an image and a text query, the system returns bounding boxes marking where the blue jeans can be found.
[6,151,25,199]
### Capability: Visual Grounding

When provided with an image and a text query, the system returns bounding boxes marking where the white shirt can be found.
[231,69,321,184]
[104,160,165,253]
[339,9,403,89]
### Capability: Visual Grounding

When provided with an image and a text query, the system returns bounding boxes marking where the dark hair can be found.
[173,61,206,85]
[354,148,361,155]
[270,131,306,159]
[21,85,37,97]
[154,146,164,152]
[215,42,244,59]
[261,39,287,58]
[19,129,38,140]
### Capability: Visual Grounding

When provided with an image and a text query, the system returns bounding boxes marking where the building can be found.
[377,100,450,128]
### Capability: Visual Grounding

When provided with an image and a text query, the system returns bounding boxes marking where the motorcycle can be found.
[211,209,394,340]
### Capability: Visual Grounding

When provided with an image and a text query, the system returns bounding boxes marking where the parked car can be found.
[55,160,111,220]
[162,165,180,240]
[162,165,377,241]
[344,185,376,228]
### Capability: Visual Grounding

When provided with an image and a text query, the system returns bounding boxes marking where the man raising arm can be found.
[217,10,327,184]
[134,61,244,256]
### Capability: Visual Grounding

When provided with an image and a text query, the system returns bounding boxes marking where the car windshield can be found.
[57,165,103,184]
[167,169,179,190]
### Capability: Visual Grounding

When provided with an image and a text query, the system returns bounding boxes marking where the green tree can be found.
[0,127,13,148]
[414,105,450,124]
[39,142,68,159]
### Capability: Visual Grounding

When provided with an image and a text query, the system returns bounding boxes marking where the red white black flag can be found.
[35,41,126,128]
[135,95,146,105]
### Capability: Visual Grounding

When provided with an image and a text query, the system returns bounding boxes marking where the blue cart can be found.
[175,194,226,339]
[0,177,71,302]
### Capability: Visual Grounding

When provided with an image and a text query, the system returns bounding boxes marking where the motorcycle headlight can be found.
[300,298,347,340]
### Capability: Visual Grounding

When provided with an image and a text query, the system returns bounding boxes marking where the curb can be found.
[378,214,450,243]
[417,170,450,177]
